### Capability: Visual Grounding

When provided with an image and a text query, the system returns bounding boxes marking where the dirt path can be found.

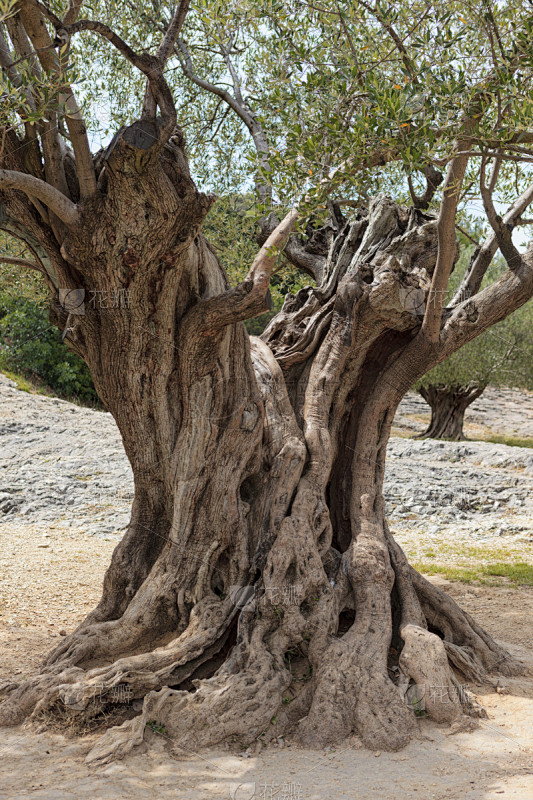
[1,527,533,799]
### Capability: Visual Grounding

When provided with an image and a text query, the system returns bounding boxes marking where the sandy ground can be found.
[1,524,533,799]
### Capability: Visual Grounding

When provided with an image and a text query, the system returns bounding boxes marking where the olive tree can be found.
[416,256,533,439]
[2,0,533,765]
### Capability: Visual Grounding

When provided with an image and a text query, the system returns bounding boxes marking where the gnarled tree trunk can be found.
[0,123,523,766]
[418,383,486,440]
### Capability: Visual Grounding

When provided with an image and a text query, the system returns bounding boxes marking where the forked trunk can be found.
[0,124,523,764]
[418,383,486,440]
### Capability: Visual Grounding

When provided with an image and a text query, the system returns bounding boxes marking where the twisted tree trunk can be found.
[418,383,486,440]
[0,123,523,765]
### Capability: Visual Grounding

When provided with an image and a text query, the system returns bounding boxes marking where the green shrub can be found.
[0,294,99,406]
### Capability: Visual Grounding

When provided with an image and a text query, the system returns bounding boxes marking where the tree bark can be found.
[418,383,486,441]
[0,128,524,765]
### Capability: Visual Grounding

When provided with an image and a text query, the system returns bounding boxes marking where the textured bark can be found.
[0,123,525,766]
[418,383,486,440]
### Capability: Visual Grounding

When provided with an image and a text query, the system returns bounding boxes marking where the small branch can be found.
[60,19,146,66]
[452,182,533,304]
[142,0,191,117]
[0,169,79,225]
[480,155,523,272]
[454,224,479,246]
[175,38,256,133]
[62,0,84,26]
[219,37,245,107]
[409,165,444,210]
[157,0,191,63]
[358,0,417,80]
[433,149,533,166]
[0,254,44,272]
[176,36,272,201]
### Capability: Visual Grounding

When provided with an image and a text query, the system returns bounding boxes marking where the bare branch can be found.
[141,1,191,122]
[157,0,191,63]
[175,38,255,134]
[62,0,84,26]
[408,165,444,210]
[176,37,272,201]
[480,155,522,272]
[0,254,44,272]
[219,37,245,107]
[454,224,479,247]
[452,182,533,304]
[0,169,79,225]
[61,19,148,67]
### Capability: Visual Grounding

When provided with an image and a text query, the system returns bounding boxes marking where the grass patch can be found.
[484,562,533,585]
[479,433,533,449]
[413,560,533,587]
[1,369,48,394]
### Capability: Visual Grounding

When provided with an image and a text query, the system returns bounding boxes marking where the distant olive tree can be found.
[415,299,533,439]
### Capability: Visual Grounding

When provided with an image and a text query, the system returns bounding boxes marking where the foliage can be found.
[0,232,98,402]
[5,0,529,233]
[49,1,533,223]
[0,290,99,405]
[417,248,533,391]
[2,1,533,384]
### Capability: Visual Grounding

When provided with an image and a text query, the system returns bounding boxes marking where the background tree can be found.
[415,251,533,439]
[1,0,533,765]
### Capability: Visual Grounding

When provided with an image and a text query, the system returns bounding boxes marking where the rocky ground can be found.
[1,375,533,799]
[1,374,532,550]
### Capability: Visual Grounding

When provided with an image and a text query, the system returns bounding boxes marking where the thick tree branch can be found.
[6,8,69,200]
[157,0,191,63]
[442,250,533,360]
[17,0,96,199]
[142,1,191,122]
[420,136,472,342]
[62,0,83,26]
[61,19,177,141]
[185,208,300,330]
[0,169,79,225]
